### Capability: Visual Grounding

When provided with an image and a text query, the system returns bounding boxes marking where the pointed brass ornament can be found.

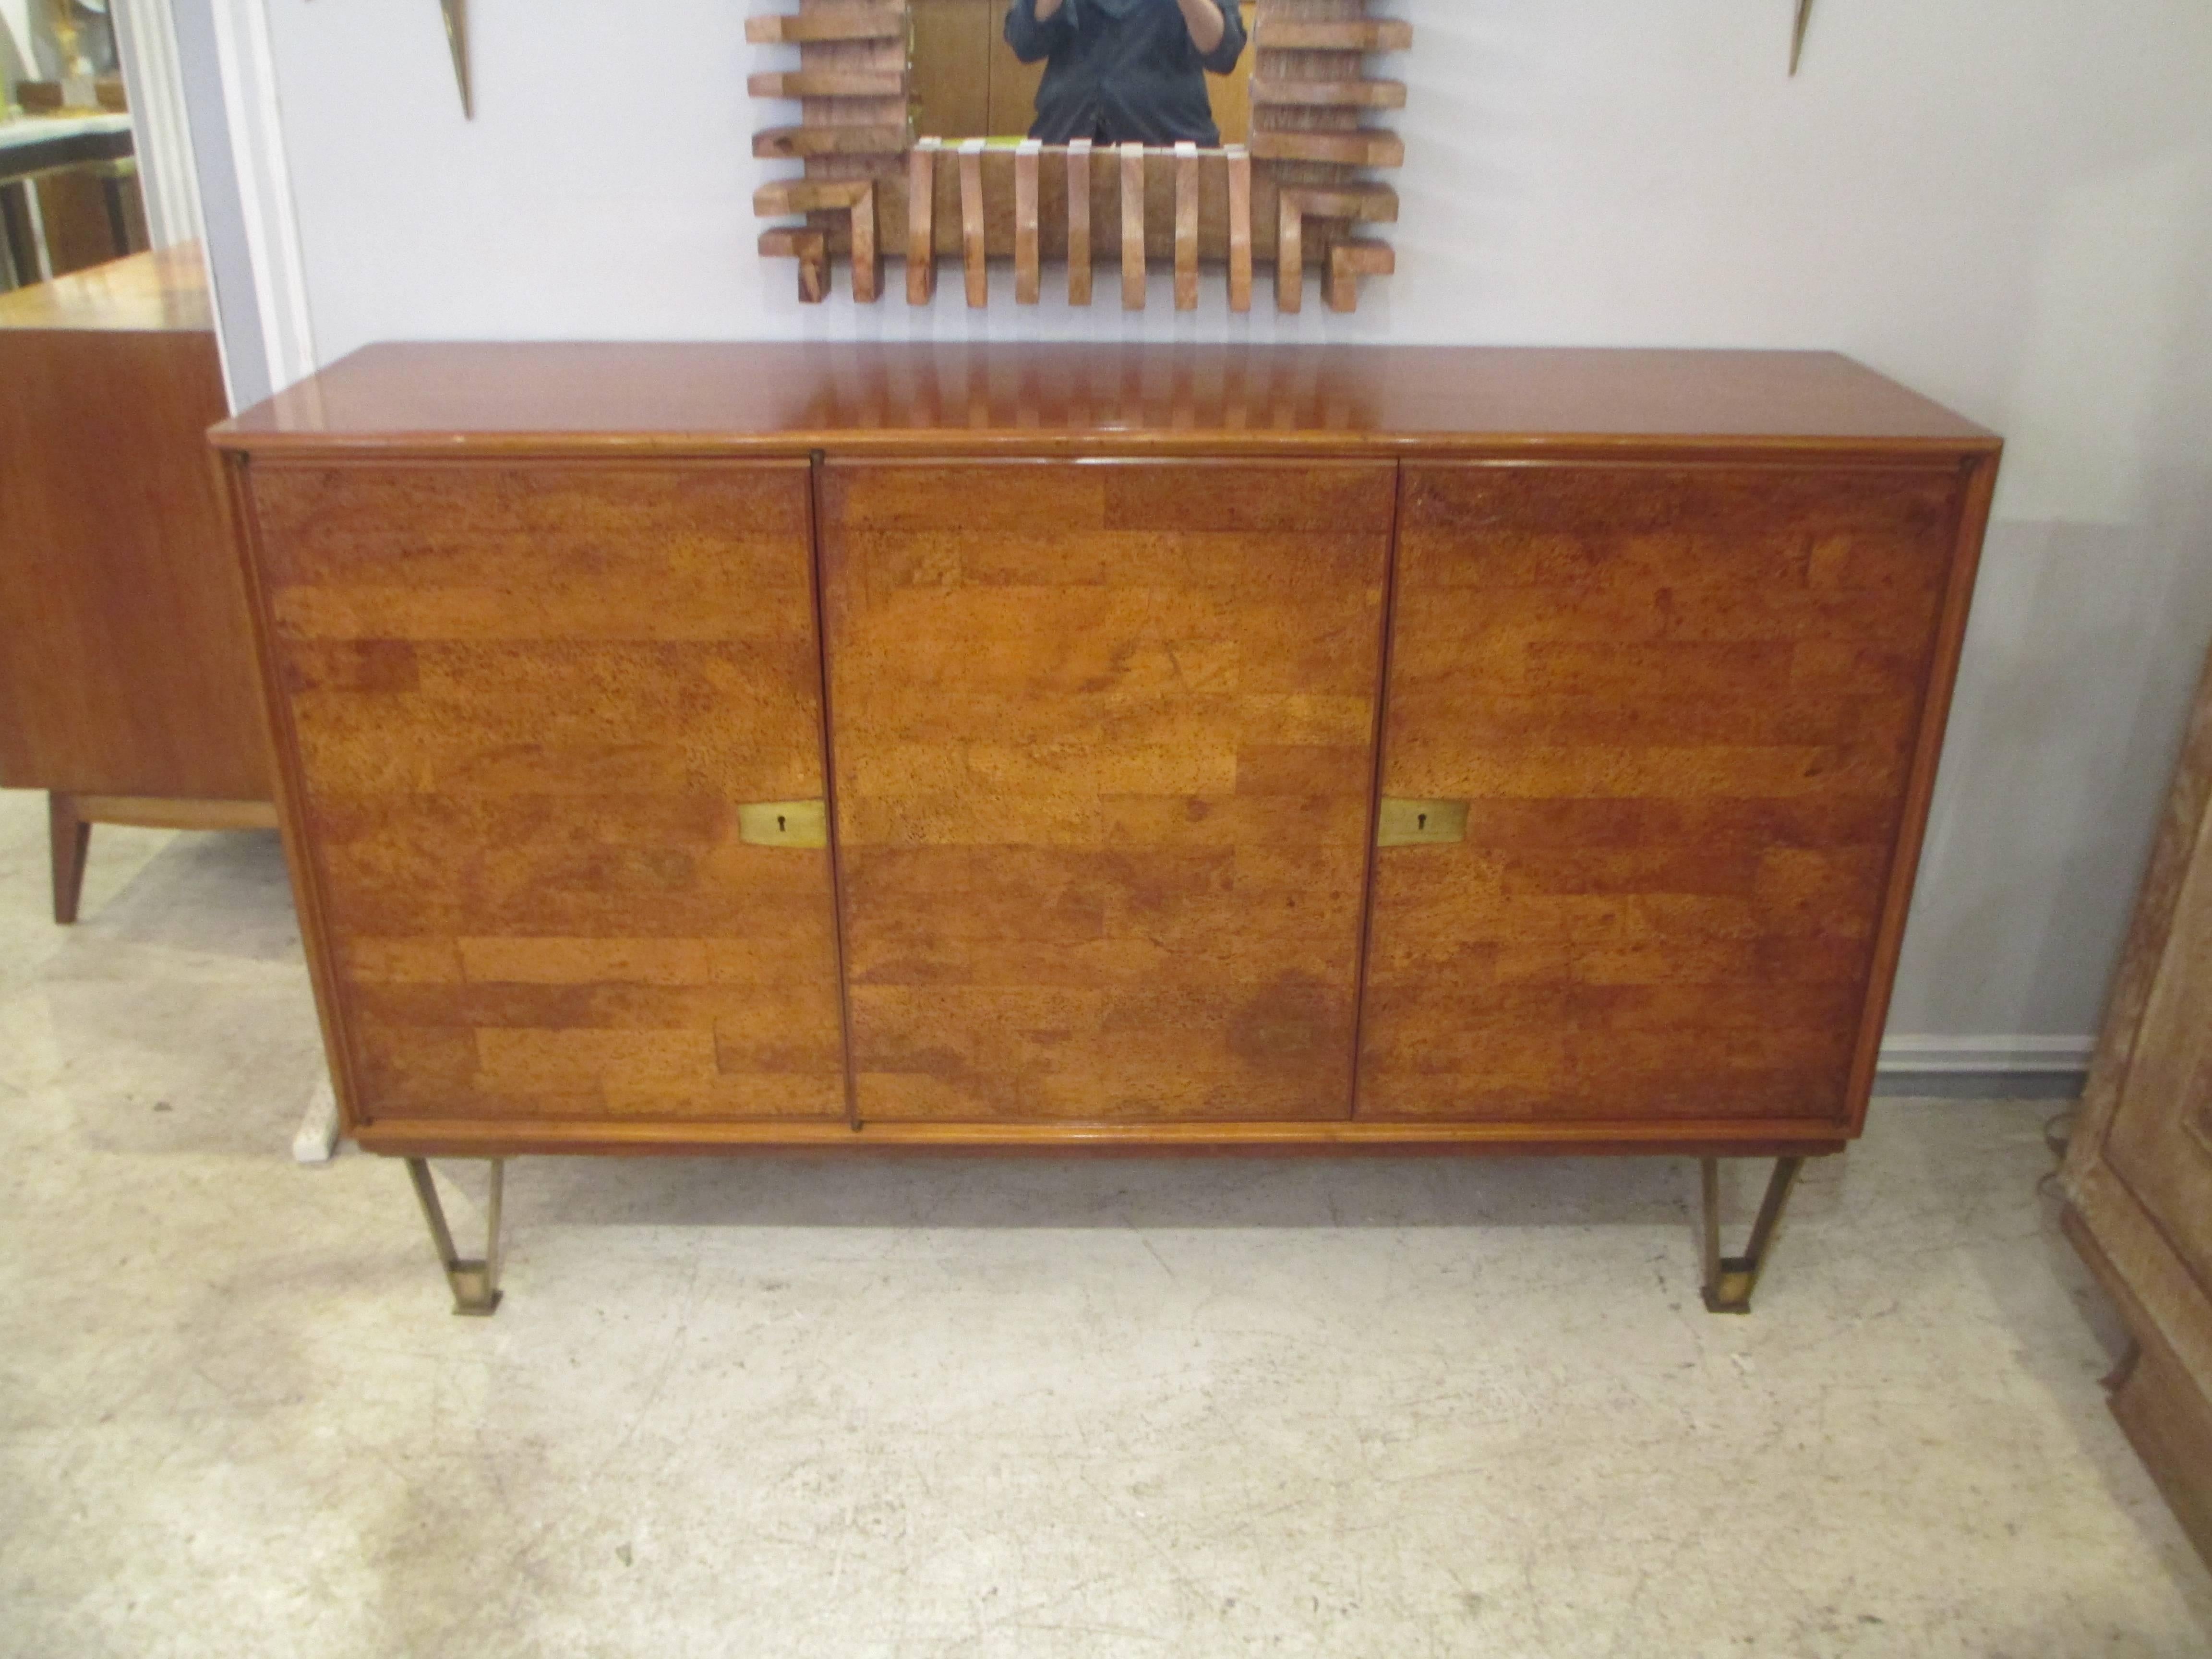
[1790,0,1814,75]
[303,0,472,118]
[441,0,472,118]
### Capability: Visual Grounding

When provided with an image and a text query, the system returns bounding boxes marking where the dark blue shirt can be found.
[1005,0,1248,146]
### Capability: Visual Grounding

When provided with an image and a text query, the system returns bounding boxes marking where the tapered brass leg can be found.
[1700,1156,1803,1314]
[406,1158,504,1316]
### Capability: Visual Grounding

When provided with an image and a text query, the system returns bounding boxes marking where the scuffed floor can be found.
[1,787,2207,1659]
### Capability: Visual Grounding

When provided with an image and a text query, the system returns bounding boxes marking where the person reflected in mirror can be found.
[1006,0,1248,146]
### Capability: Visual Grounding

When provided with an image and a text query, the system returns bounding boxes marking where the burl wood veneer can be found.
[1363,463,1962,1131]
[242,462,847,1127]
[821,459,1394,1122]
[212,343,1999,1161]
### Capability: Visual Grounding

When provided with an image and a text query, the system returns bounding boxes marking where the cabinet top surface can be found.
[212,341,1998,457]
[0,243,213,335]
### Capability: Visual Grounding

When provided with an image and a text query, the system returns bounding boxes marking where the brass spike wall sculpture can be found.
[306,0,472,117]
[442,0,472,118]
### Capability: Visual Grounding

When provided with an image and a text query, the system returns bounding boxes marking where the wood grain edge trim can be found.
[2065,634,2212,1181]
[69,796,278,831]
[209,433,2004,468]
[1841,448,2001,1134]
[2109,1337,2212,1573]
[808,452,864,1132]
[814,454,1409,473]
[2063,1191,2212,1447]
[2080,1143,2212,1366]
[1346,461,1404,1119]
[218,451,370,1138]
[2068,1230,2212,1573]
[357,1117,1851,1159]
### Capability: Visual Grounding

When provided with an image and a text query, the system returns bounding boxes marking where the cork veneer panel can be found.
[1361,462,1960,1122]
[249,462,845,1125]
[819,459,1395,1122]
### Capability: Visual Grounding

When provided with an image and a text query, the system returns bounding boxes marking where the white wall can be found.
[241,0,2212,1061]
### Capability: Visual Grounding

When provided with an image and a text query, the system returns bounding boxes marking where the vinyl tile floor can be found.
[1,789,2209,1659]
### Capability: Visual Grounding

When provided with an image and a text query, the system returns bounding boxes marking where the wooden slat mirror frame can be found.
[747,0,1410,313]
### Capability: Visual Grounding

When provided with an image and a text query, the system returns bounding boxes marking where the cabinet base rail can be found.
[1701,1156,1805,1314]
[406,1158,505,1316]
[47,791,278,924]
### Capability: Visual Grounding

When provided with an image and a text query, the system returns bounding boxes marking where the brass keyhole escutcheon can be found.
[1377,798,1469,847]
[738,800,829,848]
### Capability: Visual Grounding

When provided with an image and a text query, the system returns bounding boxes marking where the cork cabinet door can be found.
[250,462,847,1127]
[819,459,1395,1122]
[1362,462,1962,1125]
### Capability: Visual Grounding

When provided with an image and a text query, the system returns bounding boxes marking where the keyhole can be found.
[1418,813,1428,831]
[778,815,787,834]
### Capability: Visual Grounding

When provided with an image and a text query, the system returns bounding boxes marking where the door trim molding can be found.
[170,0,315,408]
[206,0,313,395]
[112,0,206,250]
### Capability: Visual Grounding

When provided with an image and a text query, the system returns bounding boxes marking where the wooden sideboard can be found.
[211,343,1999,1313]
[0,244,274,922]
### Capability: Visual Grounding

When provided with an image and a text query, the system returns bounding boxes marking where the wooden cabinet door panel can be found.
[2103,784,2212,1285]
[2065,646,2212,1568]
[1361,462,1963,1124]
[249,462,846,1125]
[820,459,1395,1122]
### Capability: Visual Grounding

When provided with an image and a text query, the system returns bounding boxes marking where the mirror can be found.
[747,0,1412,314]
[909,0,1259,145]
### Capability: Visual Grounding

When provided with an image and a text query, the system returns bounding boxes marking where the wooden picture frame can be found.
[747,0,1409,312]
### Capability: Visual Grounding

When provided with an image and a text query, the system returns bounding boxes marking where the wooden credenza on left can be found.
[0,243,274,921]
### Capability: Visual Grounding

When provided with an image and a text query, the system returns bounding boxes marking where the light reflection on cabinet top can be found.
[0,242,212,334]
[213,341,1999,458]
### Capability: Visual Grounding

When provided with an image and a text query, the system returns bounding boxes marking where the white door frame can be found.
[131,0,313,409]
[111,0,204,249]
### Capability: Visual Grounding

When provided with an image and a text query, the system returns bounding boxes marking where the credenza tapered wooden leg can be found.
[43,793,280,922]
[48,792,91,925]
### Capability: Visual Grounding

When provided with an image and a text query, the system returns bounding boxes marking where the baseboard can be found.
[1875,1034,2093,1099]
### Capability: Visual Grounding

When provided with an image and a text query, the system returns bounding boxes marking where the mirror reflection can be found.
[912,0,1258,146]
